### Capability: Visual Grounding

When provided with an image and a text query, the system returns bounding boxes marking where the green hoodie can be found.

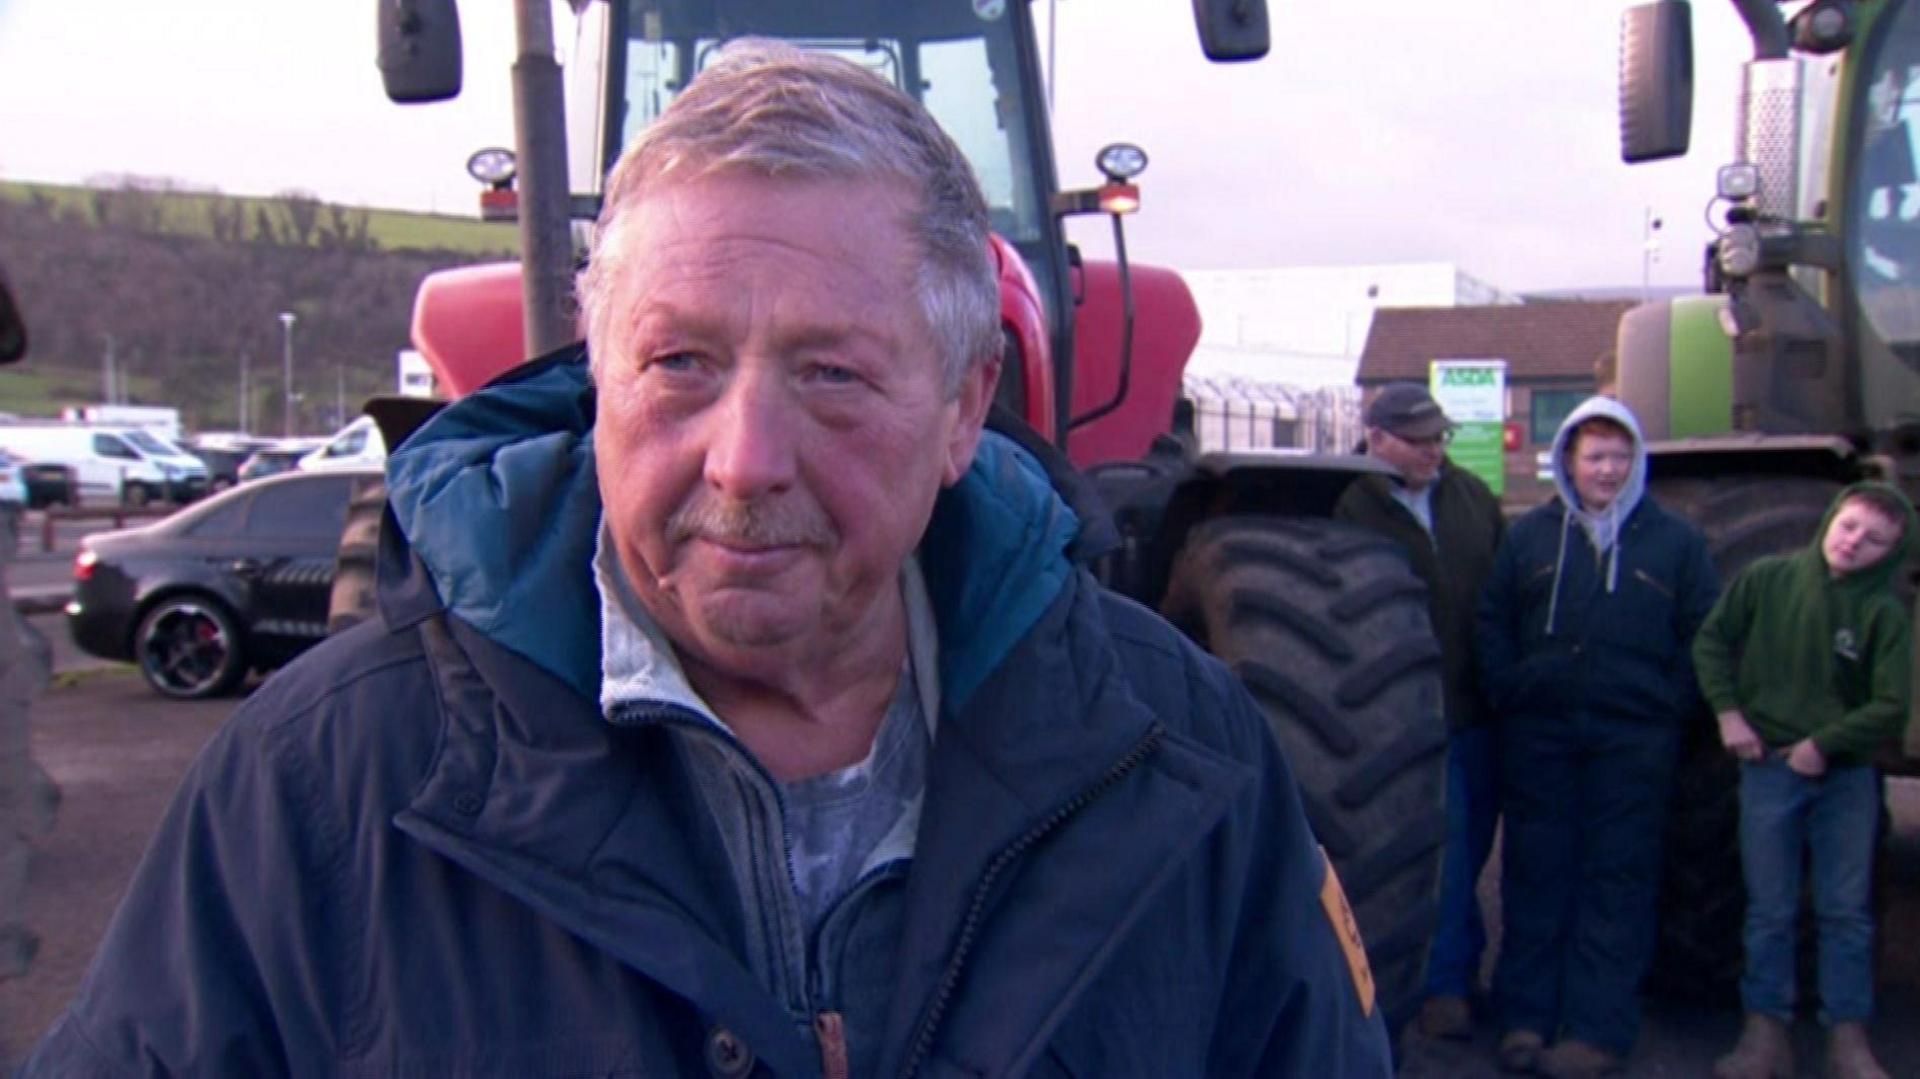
[1692,481,1917,765]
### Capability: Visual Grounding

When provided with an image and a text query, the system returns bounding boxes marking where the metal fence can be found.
[1181,376,1362,455]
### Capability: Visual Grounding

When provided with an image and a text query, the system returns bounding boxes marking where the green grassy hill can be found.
[0,182,523,432]
[0,180,519,257]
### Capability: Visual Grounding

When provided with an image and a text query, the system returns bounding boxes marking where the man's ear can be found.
[941,357,1001,486]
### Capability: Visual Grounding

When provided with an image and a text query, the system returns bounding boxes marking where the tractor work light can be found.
[1719,223,1763,278]
[1791,0,1853,54]
[1717,163,1760,201]
[1096,143,1149,183]
[467,146,518,187]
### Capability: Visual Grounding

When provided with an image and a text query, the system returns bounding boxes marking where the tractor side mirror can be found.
[0,272,26,365]
[377,0,464,103]
[1193,0,1270,62]
[1619,0,1694,163]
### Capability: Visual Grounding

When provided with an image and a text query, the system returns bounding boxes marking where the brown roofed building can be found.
[1356,300,1637,502]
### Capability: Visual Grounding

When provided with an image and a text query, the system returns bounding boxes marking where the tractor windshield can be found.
[1848,0,1920,427]
[608,0,1052,250]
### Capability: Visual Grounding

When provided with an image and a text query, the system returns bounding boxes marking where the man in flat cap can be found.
[1336,381,1505,1042]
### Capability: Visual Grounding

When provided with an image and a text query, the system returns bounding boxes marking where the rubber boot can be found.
[1496,1030,1544,1074]
[1711,1014,1793,1079]
[1417,995,1474,1041]
[1536,1039,1623,1078]
[1825,1022,1889,1079]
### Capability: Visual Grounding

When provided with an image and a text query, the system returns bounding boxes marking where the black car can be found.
[67,469,373,698]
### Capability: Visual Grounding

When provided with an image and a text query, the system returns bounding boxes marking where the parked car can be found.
[298,415,388,472]
[0,448,26,507]
[236,448,307,483]
[237,445,316,484]
[182,434,278,493]
[66,469,372,698]
[19,460,75,508]
[0,423,208,505]
[186,445,250,492]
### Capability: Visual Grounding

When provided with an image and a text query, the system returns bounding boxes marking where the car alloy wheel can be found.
[135,597,245,699]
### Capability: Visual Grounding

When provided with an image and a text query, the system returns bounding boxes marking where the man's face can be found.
[1822,498,1904,577]
[592,172,994,679]
[1568,428,1634,511]
[1366,426,1447,489]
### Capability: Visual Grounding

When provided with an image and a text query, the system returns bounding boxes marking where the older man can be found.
[24,43,1387,1077]
[1334,383,1504,1042]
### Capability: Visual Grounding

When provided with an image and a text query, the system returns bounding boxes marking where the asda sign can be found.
[1430,359,1507,496]
[1438,367,1498,388]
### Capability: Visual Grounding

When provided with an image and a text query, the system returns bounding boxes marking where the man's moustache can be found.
[666,498,835,548]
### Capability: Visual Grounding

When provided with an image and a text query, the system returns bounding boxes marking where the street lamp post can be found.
[278,311,296,437]
[1641,208,1664,302]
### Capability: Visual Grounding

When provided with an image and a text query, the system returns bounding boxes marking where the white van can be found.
[0,423,209,506]
[298,415,388,472]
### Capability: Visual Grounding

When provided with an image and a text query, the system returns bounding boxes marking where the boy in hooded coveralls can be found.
[1475,398,1718,1078]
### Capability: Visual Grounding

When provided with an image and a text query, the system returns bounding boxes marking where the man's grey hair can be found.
[578,39,999,395]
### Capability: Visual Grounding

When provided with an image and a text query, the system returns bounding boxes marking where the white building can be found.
[1180,262,1519,388]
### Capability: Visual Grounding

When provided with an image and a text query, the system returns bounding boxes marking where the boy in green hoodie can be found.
[1694,482,1915,1079]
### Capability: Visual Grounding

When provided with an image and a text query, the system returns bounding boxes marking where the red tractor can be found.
[367,0,1448,1033]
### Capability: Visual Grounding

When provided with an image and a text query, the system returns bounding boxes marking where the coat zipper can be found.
[897,723,1165,1078]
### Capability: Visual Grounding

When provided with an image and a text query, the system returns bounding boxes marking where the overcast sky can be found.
[0,1,1761,293]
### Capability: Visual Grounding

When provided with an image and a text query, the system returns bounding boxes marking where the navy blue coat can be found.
[25,358,1389,1077]
[1477,494,1717,726]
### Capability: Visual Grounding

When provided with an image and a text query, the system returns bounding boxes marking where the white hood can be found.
[1542,396,1649,633]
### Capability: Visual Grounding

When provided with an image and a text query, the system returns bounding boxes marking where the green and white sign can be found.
[1430,359,1507,497]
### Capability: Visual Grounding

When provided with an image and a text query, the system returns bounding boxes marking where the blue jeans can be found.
[1424,723,1500,998]
[1738,758,1881,1024]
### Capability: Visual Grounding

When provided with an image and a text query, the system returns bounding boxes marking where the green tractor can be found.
[1614,0,1920,998]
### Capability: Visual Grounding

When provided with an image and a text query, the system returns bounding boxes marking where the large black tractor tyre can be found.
[326,474,387,635]
[1647,475,1840,1004]
[1161,514,1448,1036]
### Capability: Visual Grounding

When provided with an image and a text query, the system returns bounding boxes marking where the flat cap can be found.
[1364,382,1454,440]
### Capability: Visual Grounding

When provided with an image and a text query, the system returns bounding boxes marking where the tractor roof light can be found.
[1719,222,1763,278]
[466,146,517,188]
[1095,142,1149,183]
[1717,162,1760,201]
